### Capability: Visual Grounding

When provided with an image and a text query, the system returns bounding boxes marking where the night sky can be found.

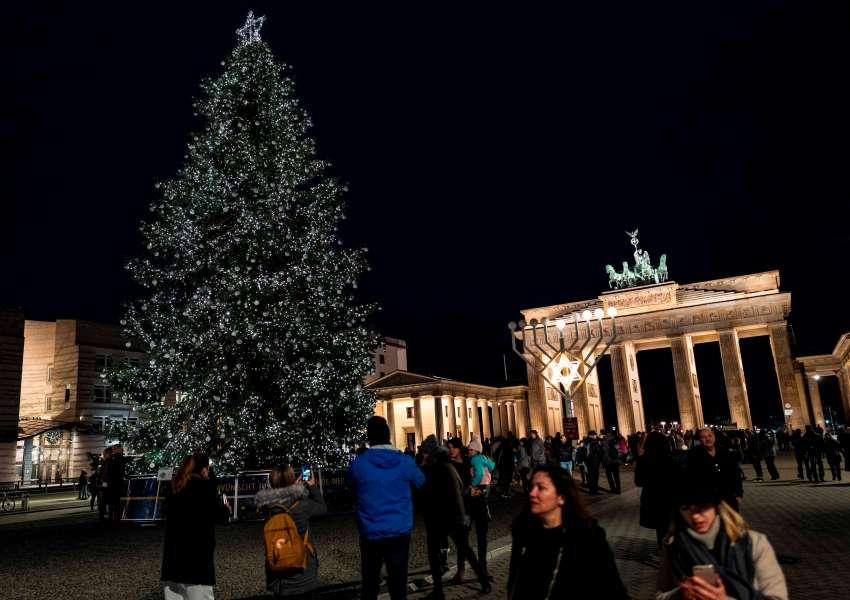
[2,3,848,427]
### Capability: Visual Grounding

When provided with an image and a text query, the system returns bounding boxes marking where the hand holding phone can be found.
[692,564,715,584]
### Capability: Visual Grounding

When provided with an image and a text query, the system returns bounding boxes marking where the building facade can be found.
[796,334,850,429]
[364,336,408,384]
[13,320,145,483]
[367,371,528,449]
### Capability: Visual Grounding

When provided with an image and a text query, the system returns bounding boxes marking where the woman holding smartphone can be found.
[656,481,787,600]
[255,464,326,599]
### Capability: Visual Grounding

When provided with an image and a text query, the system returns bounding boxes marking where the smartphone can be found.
[693,564,716,584]
[301,466,312,481]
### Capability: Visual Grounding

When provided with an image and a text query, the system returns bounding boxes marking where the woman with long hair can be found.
[657,482,787,600]
[254,464,327,598]
[161,453,231,600]
[507,465,628,599]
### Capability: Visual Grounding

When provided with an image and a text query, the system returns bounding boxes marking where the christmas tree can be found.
[109,12,377,471]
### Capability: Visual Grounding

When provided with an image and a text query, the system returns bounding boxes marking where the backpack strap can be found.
[279,500,315,557]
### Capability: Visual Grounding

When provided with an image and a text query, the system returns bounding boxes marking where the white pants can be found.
[163,582,214,600]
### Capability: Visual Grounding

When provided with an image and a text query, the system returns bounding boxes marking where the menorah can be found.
[509,306,619,424]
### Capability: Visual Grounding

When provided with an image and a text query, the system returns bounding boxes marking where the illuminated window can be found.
[47,365,53,382]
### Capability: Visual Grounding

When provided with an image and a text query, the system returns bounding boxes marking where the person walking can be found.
[656,480,788,600]
[635,431,678,553]
[517,438,532,494]
[838,425,850,472]
[824,432,843,481]
[802,425,825,483]
[88,469,99,511]
[790,428,806,480]
[347,416,425,600]
[603,434,622,494]
[77,470,88,500]
[744,430,764,482]
[558,438,574,474]
[574,441,588,486]
[507,465,628,599]
[161,453,232,600]
[686,428,743,512]
[254,464,327,598]
[760,430,780,481]
[529,430,545,468]
[496,434,517,497]
[445,437,490,590]
[584,432,604,495]
[97,447,112,521]
[467,437,494,579]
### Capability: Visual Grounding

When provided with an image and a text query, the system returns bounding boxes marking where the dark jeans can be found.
[98,490,108,520]
[764,456,779,480]
[806,451,825,482]
[750,458,764,479]
[827,456,842,480]
[519,467,531,494]
[586,463,600,493]
[360,534,410,600]
[604,464,621,493]
[469,495,489,571]
[499,465,514,494]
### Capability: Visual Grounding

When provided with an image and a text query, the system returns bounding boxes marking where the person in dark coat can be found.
[161,453,231,600]
[603,434,622,494]
[802,425,825,483]
[108,444,127,522]
[744,430,764,482]
[790,429,806,480]
[838,426,850,472]
[686,428,743,512]
[583,432,604,495]
[77,470,88,500]
[635,431,678,552]
[507,465,628,600]
[97,447,112,521]
[759,430,780,481]
[255,464,327,598]
[824,432,843,481]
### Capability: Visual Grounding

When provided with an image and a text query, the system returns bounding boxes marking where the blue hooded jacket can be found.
[347,446,425,540]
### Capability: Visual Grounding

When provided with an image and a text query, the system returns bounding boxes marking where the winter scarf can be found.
[669,518,758,600]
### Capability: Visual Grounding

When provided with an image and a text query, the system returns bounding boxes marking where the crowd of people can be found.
[86,443,128,522]
[152,417,806,600]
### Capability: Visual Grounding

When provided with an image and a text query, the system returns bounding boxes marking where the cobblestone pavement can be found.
[409,453,850,600]
[1,454,847,599]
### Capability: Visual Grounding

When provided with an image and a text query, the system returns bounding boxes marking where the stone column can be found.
[838,367,850,424]
[447,395,457,439]
[481,399,492,439]
[526,365,549,436]
[718,329,753,429]
[515,397,529,438]
[500,403,510,435]
[768,323,805,430]
[507,402,516,434]
[433,395,444,439]
[792,365,812,426]
[414,396,425,446]
[610,344,643,435]
[807,377,825,427]
[670,335,705,431]
[385,400,397,447]
[493,402,504,436]
[470,397,481,440]
[458,396,470,442]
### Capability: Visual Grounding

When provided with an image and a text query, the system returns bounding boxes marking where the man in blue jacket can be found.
[347,416,425,600]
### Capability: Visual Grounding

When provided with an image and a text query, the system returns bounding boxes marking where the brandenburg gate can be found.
[517,232,807,437]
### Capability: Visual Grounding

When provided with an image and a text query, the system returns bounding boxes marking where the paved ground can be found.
[410,453,850,600]
[0,453,847,599]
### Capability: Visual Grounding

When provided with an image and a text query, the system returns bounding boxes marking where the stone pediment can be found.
[366,370,441,389]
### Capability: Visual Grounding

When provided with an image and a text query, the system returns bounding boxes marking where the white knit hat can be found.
[468,437,483,453]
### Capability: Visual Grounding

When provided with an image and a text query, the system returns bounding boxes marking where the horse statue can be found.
[605,264,622,289]
[621,261,637,287]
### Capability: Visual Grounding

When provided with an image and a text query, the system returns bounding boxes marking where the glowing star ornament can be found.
[550,354,581,386]
[236,11,266,46]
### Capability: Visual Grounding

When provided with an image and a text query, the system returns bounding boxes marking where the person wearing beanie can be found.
[347,416,425,600]
[656,480,787,600]
[468,436,495,579]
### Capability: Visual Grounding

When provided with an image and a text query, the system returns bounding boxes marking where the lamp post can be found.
[509,306,618,437]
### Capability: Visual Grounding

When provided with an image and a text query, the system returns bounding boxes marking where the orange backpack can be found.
[263,502,313,573]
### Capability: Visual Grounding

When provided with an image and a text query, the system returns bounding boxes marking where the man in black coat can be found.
[686,428,743,512]
[803,425,825,482]
[837,426,850,472]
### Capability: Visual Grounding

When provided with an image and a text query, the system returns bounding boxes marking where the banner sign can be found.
[562,417,580,441]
